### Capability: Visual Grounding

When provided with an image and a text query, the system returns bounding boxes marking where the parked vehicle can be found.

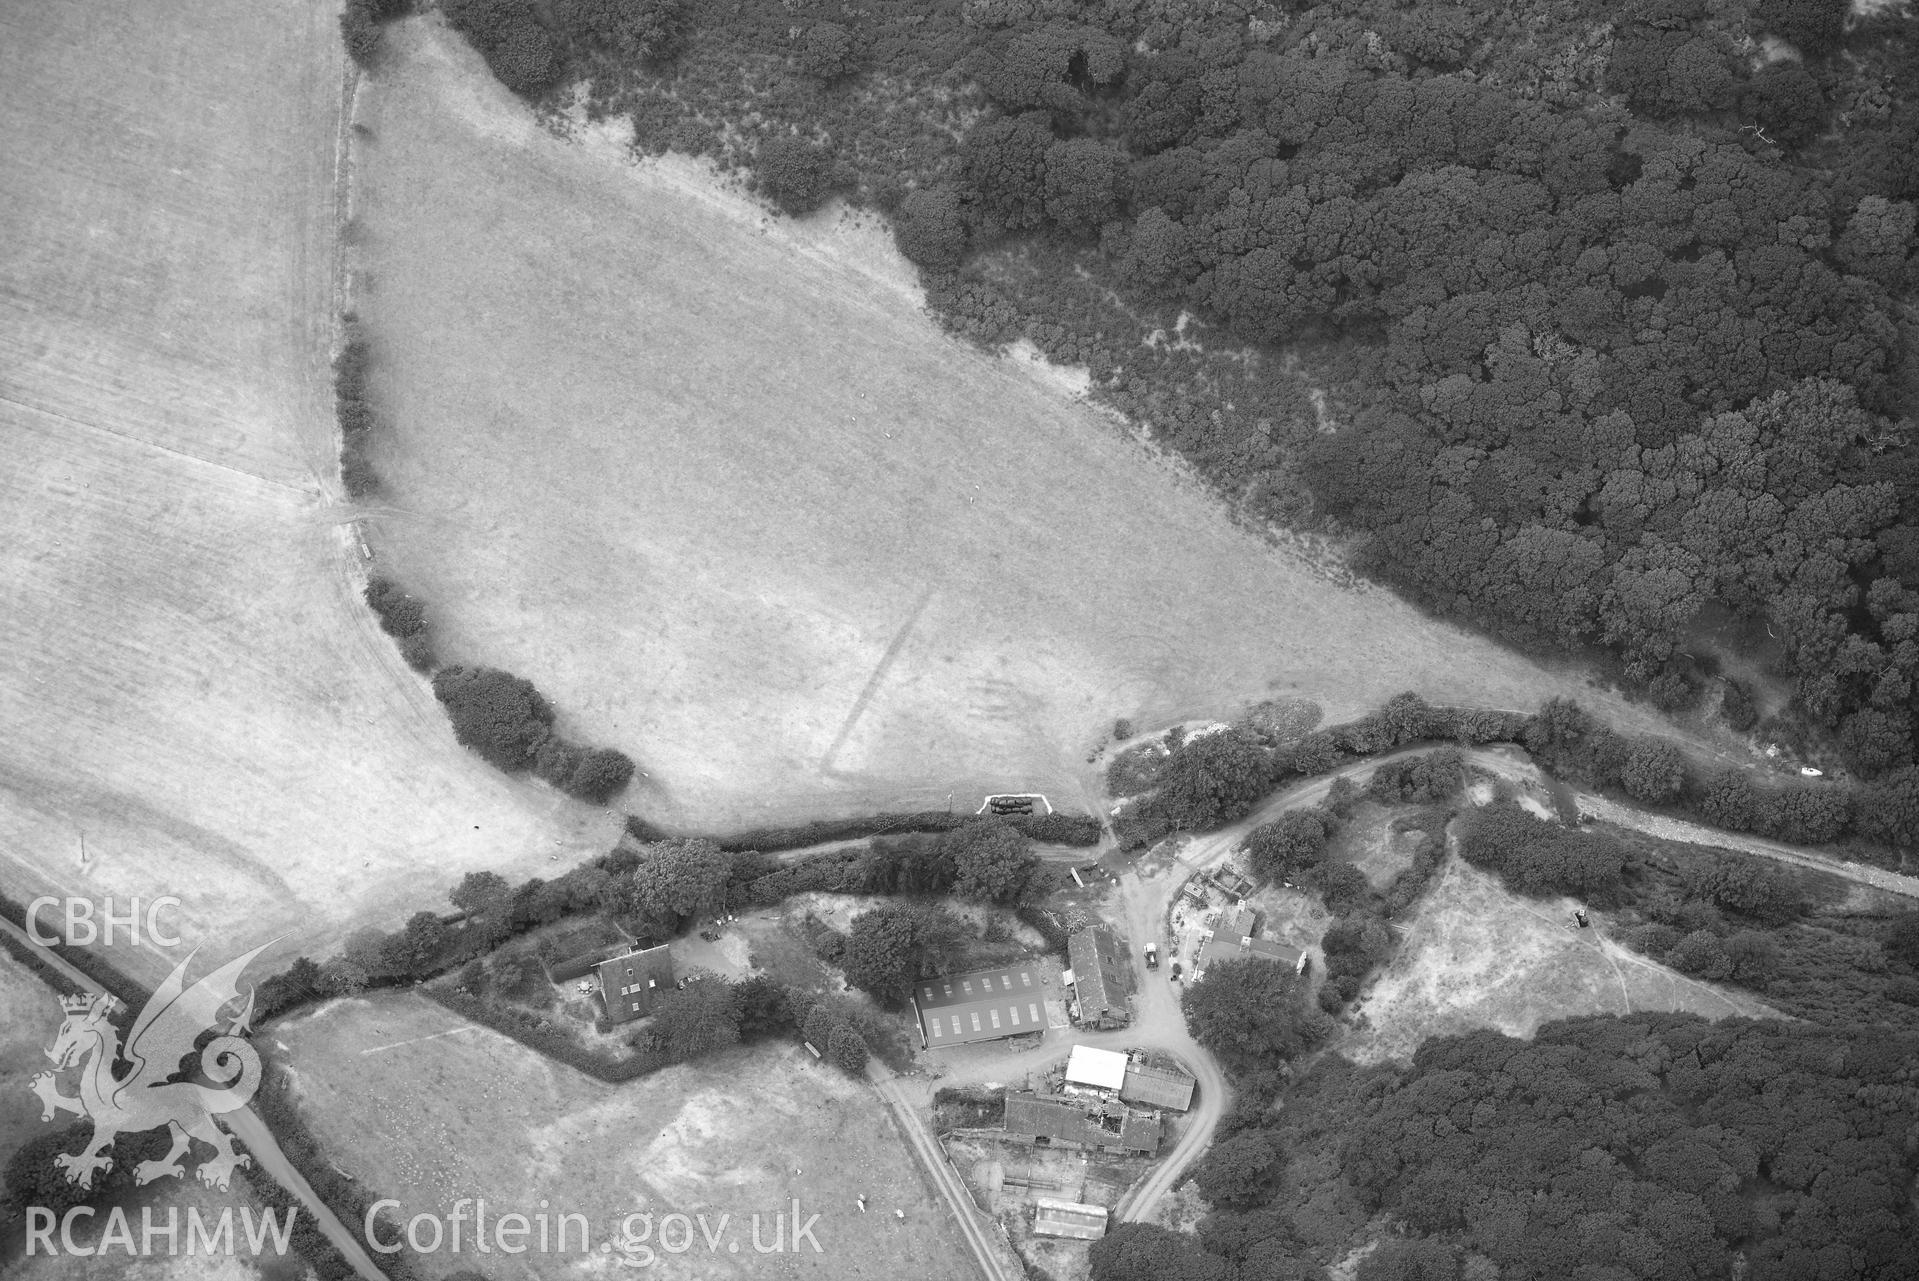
[1144,942,1159,970]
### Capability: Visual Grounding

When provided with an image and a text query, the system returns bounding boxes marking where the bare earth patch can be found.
[271,991,977,1280]
[1332,802,1423,891]
[0,0,617,983]
[1343,859,1778,1066]
[351,18,1682,837]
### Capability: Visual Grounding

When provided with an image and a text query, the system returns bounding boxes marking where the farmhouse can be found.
[913,963,1049,1048]
[545,939,636,984]
[596,945,675,1024]
[1033,1198,1108,1241]
[1196,904,1306,980]
[1065,925,1133,1029]
[1003,1092,1161,1156]
[1063,1045,1130,1095]
[1120,1063,1197,1112]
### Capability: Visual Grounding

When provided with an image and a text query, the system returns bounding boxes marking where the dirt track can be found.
[870,1064,1025,1281]
[1573,788,1919,898]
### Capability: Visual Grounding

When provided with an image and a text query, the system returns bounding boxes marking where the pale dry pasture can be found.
[1342,858,1778,1066]
[352,19,1679,837]
[272,992,976,1281]
[0,0,617,986]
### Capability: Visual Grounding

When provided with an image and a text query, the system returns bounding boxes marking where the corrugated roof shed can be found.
[914,963,1048,1047]
[1033,1199,1108,1241]
[597,945,674,1024]
[1067,926,1132,1027]
[1065,1045,1129,1092]
[1121,1063,1196,1112]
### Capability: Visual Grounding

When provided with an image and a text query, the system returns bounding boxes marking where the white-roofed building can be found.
[1064,1044,1129,1093]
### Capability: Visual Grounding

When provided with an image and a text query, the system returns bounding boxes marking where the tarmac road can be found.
[0,915,390,1281]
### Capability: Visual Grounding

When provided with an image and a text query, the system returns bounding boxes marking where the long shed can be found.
[913,963,1049,1047]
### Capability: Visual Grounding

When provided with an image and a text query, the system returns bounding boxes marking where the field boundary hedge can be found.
[689,807,1102,853]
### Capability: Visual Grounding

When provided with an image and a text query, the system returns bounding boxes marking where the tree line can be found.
[234,816,1045,1017]
[333,321,380,499]
[1113,690,1917,875]
[333,319,639,807]
[363,583,638,805]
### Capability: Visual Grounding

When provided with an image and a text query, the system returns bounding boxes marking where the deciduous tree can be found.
[944,821,1041,904]
[432,666,554,772]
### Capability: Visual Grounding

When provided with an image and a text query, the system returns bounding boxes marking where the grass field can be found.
[1343,858,1778,1066]
[271,991,978,1280]
[351,18,1683,837]
[0,0,619,985]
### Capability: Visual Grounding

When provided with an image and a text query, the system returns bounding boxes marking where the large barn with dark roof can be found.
[912,962,1049,1047]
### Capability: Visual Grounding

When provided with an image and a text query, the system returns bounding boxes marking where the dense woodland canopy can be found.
[1339,1017,1919,1280]
[417,0,1919,778]
[1134,1014,1919,1281]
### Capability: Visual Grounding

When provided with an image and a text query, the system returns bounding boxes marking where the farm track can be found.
[869,1063,1020,1281]
[1572,789,1919,899]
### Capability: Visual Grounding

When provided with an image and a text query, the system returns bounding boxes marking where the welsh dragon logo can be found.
[31,942,273,1192]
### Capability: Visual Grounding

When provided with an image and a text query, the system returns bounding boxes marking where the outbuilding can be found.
[1064,1044,1129,1094]
[1033,1198,1108,1241]
[1066,925,1134,1029]
[1002,1092,1161,1156]
[1120,1063,1196,1112]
